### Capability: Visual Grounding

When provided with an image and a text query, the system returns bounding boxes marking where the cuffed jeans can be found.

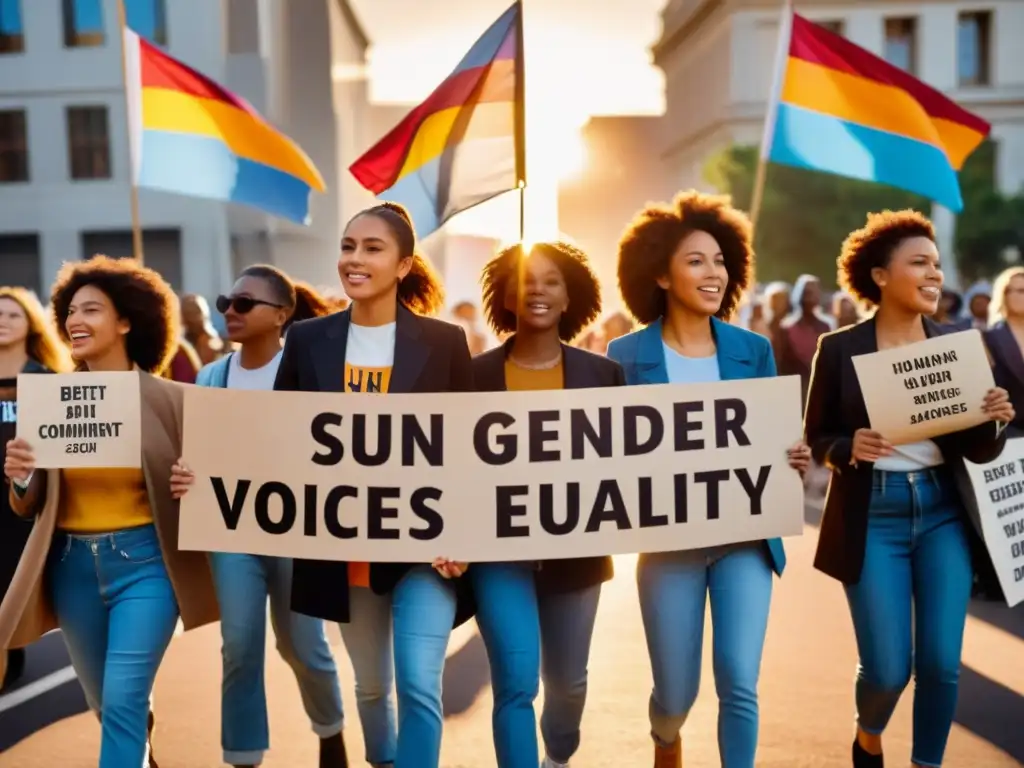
[472,563,541,767]
[845,469,973,768]
[210,553,343,765]
[638,543,773,768]
[537,583,601,764]
[339,586,398,767]
[391,565,457,768]
[48,524,179,768]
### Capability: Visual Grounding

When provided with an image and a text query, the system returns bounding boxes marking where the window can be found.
[958,11,992,86]
[82,229,183,290]
[66,106,111,180]
[0,0,23,53]
[884,17,918,74]
[126,0,167,46]
[62,0,104,48]
[0,110,28,183]
[0,235,41,295]
[817,20,845,37]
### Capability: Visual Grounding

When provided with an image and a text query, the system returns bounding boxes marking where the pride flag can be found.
[762,13,990,212]
[123,28,325,225]
[350,2,524,239]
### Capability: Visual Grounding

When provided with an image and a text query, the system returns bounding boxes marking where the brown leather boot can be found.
[654,736,682,768]
[319,732,348,768]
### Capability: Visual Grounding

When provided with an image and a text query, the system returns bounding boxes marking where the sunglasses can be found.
[215,295,284,315]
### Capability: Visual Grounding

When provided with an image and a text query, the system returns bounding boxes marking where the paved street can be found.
[1,499,1022,767]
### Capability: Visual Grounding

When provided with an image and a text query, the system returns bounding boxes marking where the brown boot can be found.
[319,733,348,768]
[147,711,159,768]
[654,736,682,768]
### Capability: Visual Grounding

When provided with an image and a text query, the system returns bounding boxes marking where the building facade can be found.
[653,0,1024,196]
[0,0,375,299]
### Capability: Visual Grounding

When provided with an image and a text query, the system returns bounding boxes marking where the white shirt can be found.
[344,322,396,393]
[226,349,283,391]
[874,440,945,471]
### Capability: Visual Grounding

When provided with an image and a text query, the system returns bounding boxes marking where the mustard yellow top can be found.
[504,358,564,391]
[58,467,154,532]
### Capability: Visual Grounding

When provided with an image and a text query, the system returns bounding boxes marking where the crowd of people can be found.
[0,193,1021,768]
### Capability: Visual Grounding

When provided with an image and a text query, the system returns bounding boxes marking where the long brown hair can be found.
[0,286,72,373]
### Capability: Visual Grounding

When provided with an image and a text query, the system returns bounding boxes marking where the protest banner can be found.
[15,372,142,468]
[964,437,1024,607]
[177,376,805,562]
[852,330,994,444]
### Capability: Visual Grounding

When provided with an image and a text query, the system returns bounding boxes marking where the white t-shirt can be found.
[226,349,283,391]
[874,439,945,471]
[344,322,395,393]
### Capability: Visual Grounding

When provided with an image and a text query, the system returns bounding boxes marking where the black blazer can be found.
[472,339,625,594]
[805,317,1006,585]
[274,304,476,625]
[984,322,1024,437]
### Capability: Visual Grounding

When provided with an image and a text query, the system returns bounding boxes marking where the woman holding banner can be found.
[172,265,346,768]
[0,287,71,690]
[472,241,624,768]
[607,191,810,768]
[2,257,219,768]
[264,202,471,768]
[804,210,1013,768]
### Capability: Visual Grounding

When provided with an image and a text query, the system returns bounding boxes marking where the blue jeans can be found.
[210,553,343,765]
[48,524,179,768]
[392,565,457,768]
[638,544,773,767]
[845,469,973,768]
[471,563,541,768]
[537,583,602,764]
[338,586,398,767]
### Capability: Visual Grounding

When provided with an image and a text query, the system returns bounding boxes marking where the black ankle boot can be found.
[319,733,348,768]
[852,738,884,767]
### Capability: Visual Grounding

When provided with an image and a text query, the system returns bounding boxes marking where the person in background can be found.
[961,281,992,330]
[172,266,345,768]
[986,266,1024,437]
[452,300,488,355]
[162,337,202,384]
[0,287,71,691]
[2,256,219,768]
[180,293,225,365]
[608,191,810,768]
[474,241,623,768]
[933,289,964,327]
[804,211,1012,768]
[761,281,791,366]
[777,274,835,402]
[747,297,770,338]
[831,291,859,328]
[601,311,633,347]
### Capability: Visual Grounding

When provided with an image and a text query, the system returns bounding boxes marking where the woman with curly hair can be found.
[0,287,71,690]
[473,241,624,768]
[171,265,345,767]
[805,210,1013,768]
[607,191,810,768]
[2,256,219,768]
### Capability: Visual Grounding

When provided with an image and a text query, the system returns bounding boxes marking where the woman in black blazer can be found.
[473,241,623,768]
[984,266,1024,438]
[804,211,1013,768]
[274,203,474,768]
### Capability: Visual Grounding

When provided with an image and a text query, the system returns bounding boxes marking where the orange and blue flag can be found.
[123,28,325,224]
[349,2,524,239]
[763,13,989,211]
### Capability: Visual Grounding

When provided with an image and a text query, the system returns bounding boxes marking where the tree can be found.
[704,142,1023,286]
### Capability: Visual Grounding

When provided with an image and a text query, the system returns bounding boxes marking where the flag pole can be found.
[750,0,793,237]
[116,0,144,264]
[514,0,527,336]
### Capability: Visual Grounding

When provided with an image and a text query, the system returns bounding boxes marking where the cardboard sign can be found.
[178,376,806,562]
[15,372,142,469]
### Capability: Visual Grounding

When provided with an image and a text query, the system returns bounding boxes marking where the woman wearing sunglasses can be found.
[174,265,346,767]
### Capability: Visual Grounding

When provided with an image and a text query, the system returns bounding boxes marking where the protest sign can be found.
[15,372,142,468]
[177,376,805,562]
[964,437,1024,607]
[852,330,993,444]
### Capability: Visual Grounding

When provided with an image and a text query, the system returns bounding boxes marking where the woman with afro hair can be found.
[2,256,219,768]
[607,191,810,768]
[473,241,624,768]
[805,210,1012,768]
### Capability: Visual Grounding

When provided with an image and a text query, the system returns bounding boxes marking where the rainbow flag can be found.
[123,28,325,225]
[762,13,990,212]
[350,2,524,239]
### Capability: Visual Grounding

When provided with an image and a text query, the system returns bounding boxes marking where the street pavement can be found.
[1,497,1022,767]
